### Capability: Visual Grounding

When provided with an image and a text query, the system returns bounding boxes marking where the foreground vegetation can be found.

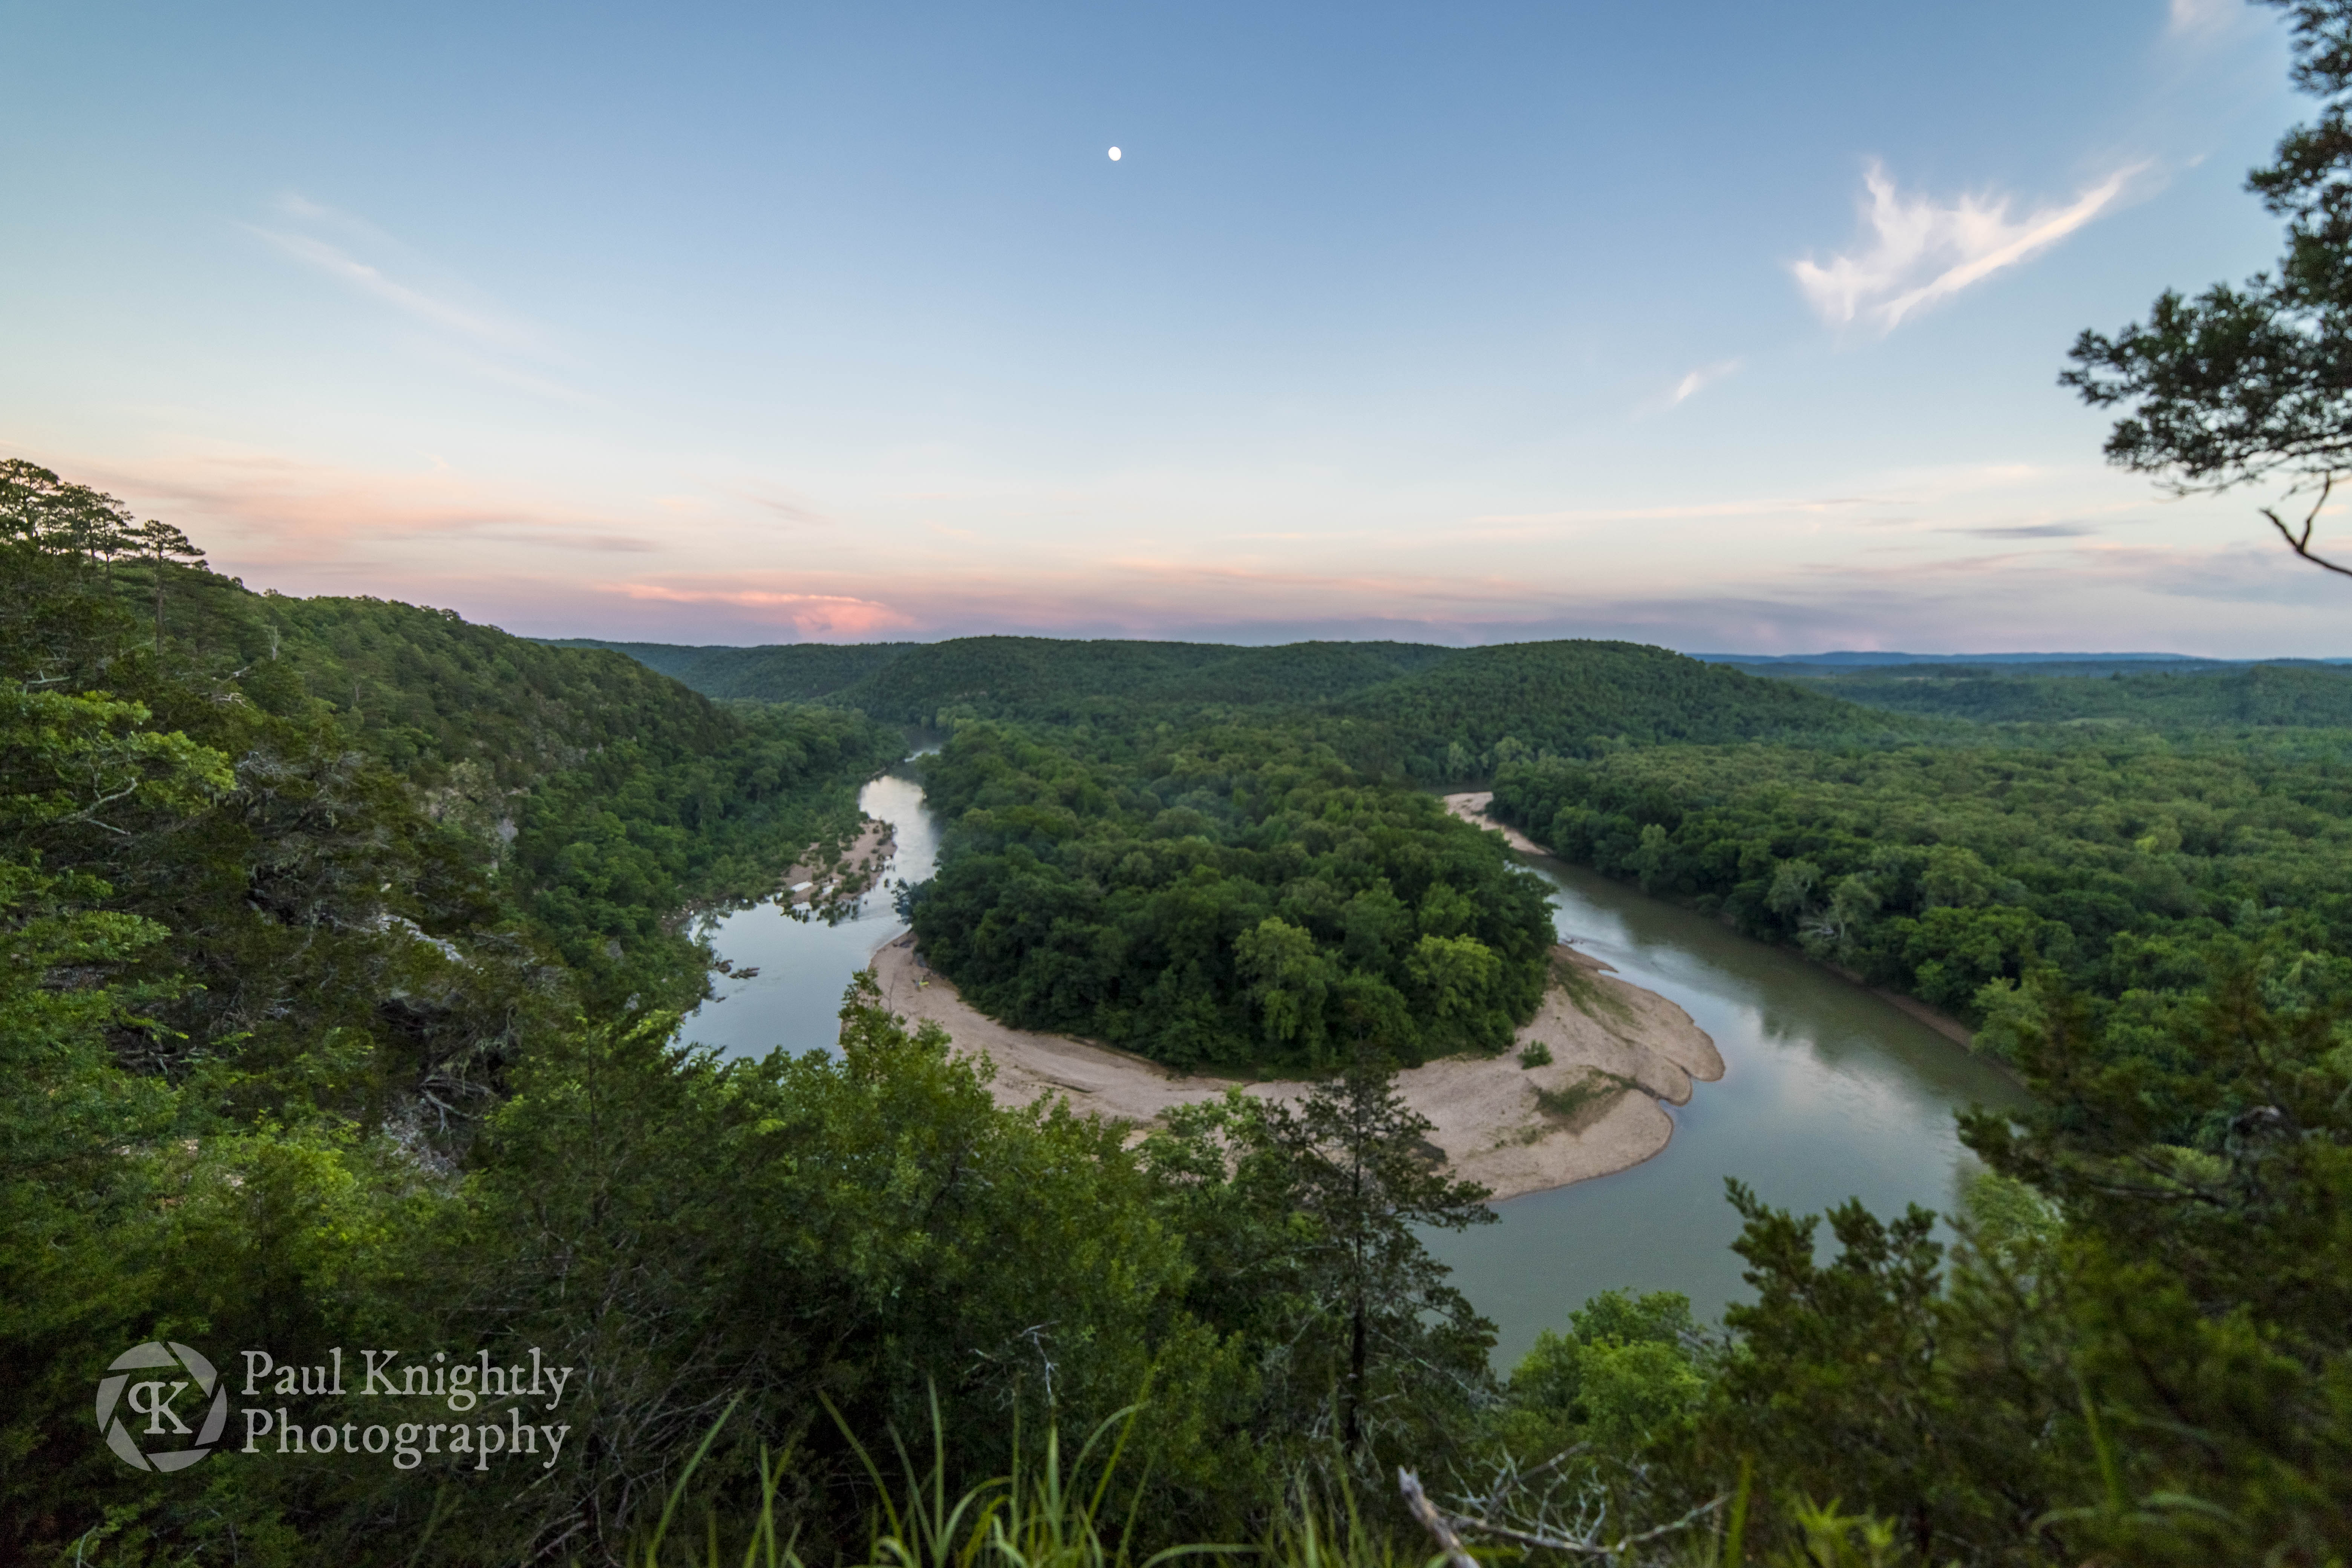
[14,347,2352,1568]
[583,643,2352,1561]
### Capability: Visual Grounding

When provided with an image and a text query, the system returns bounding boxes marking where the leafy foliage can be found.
[1489,739,2352,1025]
[0,466,916,1559]
[1491,1290,1710,1463]
[908,722,1556,1071]
[412,979,1244,1562]
[594,633,1914,781]
[2063,0,2352,575]
[1742,660,2352,730]
[1140,1058,1498,1486]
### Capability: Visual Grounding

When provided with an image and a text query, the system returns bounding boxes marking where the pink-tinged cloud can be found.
[612,560,1565,632]
[604,582,913,637]
[62,451,663,565]
[20,445,2351,658]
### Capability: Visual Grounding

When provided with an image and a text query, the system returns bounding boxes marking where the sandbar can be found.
[1442,790,1548,856]
[781,817,897,916]
[867,922,1721,1203]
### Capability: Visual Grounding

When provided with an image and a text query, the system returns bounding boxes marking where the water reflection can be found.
[1427,854,2031,1366]
[682,771,941,1060]
[691,769,2032,1372]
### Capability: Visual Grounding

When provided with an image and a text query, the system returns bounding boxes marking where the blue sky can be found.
[3,0,2339,652]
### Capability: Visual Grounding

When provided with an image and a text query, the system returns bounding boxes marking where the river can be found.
[686,769,2030,1367]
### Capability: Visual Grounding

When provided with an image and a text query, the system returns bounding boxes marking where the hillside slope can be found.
[1335,640,1919,776]
[1746,660,2352,729]
[583,634,1903,776]
[542,637,920,702]
[102,559,900,1010]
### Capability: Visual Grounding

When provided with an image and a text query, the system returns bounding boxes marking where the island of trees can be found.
[16,4,2352,1562]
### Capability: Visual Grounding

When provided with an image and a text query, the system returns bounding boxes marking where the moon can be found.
[1107,146,1121,161]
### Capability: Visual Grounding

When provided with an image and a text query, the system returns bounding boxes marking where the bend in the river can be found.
[687,768,2029,1365]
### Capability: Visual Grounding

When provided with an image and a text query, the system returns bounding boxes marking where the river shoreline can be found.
[698,772,2023,1352]
[867,927,1722,1203]
[1442,791,1980,1050]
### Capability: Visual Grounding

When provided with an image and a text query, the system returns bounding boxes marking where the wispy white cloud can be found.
[1793,160,2144,333]
[738,492,835,526]
[244,194,589,400]
[2168,0,2237,36]
[245,228,521,346]
[1665,358,1741,409]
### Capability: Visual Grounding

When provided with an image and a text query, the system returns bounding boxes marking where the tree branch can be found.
[2260,472,2352,577]
[1398,1470,1480,1568]
[1429,1488,1729,1560]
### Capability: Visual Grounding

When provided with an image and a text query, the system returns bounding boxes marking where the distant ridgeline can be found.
[555,633,1908,776]
[585,632,2352,1064]
[1706,655,2352,729]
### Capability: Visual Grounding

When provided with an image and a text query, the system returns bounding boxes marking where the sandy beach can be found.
[867,917,1722,1203]
[1441,790,1548,855]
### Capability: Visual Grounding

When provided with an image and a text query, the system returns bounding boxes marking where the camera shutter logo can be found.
[96,1342,229,1472]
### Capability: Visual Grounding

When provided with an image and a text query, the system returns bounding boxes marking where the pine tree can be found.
[1256,1050,1498,1454]
[127,516,205,652]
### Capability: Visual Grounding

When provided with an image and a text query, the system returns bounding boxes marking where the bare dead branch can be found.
[1399,1469,1481,1568]
[1434,1491,1728,1561]
[2261,472,2352,577]
[1416,1448,1729,1564]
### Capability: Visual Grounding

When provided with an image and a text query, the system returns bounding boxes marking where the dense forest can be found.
[2,463,1810,1565]
[907,721,1556,1070]
[13,426,2352,1562]
[1487,736,2352,1034]
[577,631,1916,776]
[1728,658,2352,729]
[553,620,2352,1563]
[542,637,922,704]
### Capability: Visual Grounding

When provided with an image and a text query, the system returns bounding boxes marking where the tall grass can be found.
[623,1395,1431,1568]
[622,1402,1884,1568]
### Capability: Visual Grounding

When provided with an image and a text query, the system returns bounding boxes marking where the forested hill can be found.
[555,634,1457,720]
[1733,659,2352,729]
[0,462,897,1022]
[1328,639,1911,775]
[579,632,1908,768]
[540,636,920,702]
[200,590,787,792]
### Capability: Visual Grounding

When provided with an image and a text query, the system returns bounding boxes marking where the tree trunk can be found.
[1345,1290,1366,1451]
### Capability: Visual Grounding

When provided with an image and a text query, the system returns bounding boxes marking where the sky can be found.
[3,0,2343,655]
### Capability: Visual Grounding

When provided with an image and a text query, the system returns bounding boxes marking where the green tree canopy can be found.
[2064,0,2352,577]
